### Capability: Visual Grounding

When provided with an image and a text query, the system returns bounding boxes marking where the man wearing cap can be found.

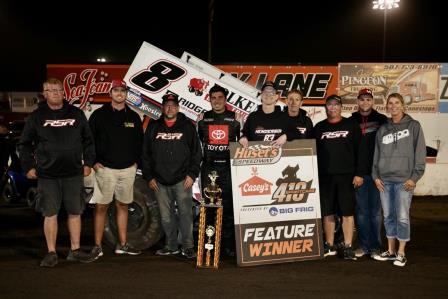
[88,79,143,259]
[197,84,241,257]
[239,81,300,147]
[349,88,387,259]
[18,78,95,267]
[311,94,367,260]
[142,93,202,259]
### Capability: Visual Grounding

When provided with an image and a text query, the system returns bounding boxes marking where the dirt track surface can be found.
[1,196,447,299]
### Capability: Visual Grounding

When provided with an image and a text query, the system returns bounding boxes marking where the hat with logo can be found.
[162,93,179,105]
[325,94,342,105]
[111,79,127,90]
[357,88,374,99]
[261,81,277,93]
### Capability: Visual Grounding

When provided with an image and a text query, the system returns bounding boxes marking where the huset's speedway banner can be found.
[46,64,128,110]
[215,65,339,105]
[339,63,439,113]
[229,140,323,267]
[123,42,260,120]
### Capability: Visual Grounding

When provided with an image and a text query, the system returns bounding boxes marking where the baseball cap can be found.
[325,94,342,105]
[162,93,179,105]
[261,81,277,93]
[111,79,127,90]
[358,88,374,99]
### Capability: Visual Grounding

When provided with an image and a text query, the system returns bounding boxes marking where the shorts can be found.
[37,175,84,217]
[319,174,356,217]
[92,165,137,205]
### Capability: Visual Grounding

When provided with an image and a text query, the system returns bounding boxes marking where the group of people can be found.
[17,78,425,268]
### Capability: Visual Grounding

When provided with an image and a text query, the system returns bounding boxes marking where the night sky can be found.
[0,0,445,91]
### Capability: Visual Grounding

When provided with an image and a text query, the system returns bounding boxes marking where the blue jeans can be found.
[153,181,193,250]
[355,175,382,252]
[380,181,413,241]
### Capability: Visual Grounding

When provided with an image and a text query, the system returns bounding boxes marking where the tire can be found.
[103,176,163,251]
[1,179,17,204]
[188,86,195,93]
[26,187,38,207]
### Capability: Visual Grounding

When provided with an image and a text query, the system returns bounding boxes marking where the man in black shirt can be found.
[197,85,241,257]
[284,89,313,138]
[312,94,367,260]
[88,79,143,259]
[18,78,95,267]
[239,81,300,146]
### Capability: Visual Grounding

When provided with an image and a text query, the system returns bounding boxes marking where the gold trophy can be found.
[196,171,223,269]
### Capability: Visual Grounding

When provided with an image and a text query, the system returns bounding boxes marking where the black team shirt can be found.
[89,103,143,169]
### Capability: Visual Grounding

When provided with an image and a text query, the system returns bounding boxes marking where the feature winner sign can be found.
[229,140,323,266]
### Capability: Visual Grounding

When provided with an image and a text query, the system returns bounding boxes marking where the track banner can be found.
[339,63,439,113]
[215,65,339,105]
[229,140,324,267]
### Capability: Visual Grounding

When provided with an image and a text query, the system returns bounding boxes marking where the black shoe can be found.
[181,247,197,259]
[393,254,407,267]
[40,251,58,268]
[89,245,103,261]
[323,242,337,257]
[342,245,357,261]
[155,247,180,256]
[67,248,95,263]
[115,243,141,255]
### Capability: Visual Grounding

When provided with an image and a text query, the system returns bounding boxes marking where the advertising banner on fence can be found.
[339,63,440,113]
[46,64,128,110]
[229,139,323,267]
[215,65,339,105]
[123,42,261,121]
[439,63,448,113]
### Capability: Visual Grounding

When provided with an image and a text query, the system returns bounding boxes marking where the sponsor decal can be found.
[269,206,314,217]
[239,167,273,196]
[321,131,349,139]
[382,129,410,144]
[232,144,281,166]
[271,165,316,204]
[209,125,228,145]
[43,119,75,127]
[156,133,183,140]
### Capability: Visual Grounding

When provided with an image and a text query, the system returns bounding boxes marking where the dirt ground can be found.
[0,196,447,299]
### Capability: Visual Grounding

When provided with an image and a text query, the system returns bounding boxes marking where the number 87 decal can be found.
[130,60,187,93]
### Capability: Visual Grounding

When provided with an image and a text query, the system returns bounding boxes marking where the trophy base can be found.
[196,204,223,269]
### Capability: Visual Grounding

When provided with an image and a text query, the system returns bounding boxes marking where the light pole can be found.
[373,0,400,61]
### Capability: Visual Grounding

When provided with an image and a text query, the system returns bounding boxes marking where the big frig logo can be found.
[232,144,281,166]
[271,164,316,204]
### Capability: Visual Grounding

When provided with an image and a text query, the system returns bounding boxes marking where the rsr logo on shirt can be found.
[209,125,228,145]
[321,131,349,139]
[43,119,76,127]
[156,133,183,140]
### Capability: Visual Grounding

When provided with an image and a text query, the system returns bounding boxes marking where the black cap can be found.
[325,94,342,105]
[161,93,179,105]
[261,81,277,92]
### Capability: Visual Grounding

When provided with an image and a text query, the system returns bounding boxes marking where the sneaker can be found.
[393,254,407,267]
[155,247,180,256]
[181,247,197,259]
[373,250,396,261]
[40,251,58,268]
[115,243,141,255]
[342,245,357,260]
[89,245,103,261]
[370,249,381,259]
[323,242,337,257]
[354,248,367,258]
[67,248,95,263]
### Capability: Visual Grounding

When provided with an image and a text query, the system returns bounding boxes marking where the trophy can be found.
[196,171,223,269]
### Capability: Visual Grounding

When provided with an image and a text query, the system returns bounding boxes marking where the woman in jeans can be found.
[371,93,426,267]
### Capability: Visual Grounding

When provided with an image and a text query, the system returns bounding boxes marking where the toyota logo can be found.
[211,129,226,140]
